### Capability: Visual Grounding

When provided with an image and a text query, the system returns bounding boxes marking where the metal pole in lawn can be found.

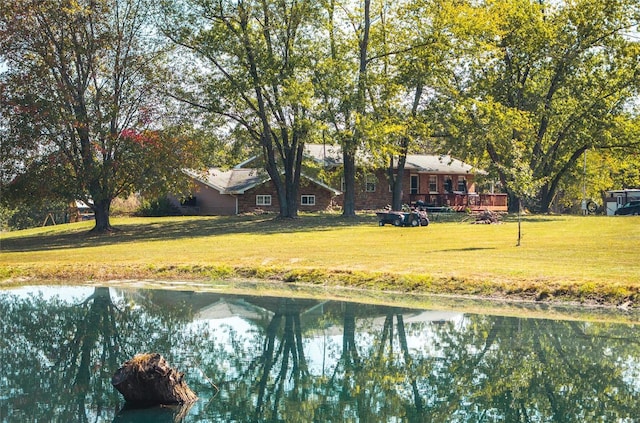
[517,197,522,247]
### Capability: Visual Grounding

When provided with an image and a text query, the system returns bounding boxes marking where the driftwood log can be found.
[112,353,197,405]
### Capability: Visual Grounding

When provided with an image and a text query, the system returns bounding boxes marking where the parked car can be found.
[614,200,640,215]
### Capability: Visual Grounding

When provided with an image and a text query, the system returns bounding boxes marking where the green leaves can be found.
[162,0,326,217]
[1,0,202,231]
[3,0,638,223]
[447,0,640,212]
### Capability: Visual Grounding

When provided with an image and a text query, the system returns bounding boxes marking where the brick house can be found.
[175,144,506,215]
[303,144,507,212]
[171,167,341,215]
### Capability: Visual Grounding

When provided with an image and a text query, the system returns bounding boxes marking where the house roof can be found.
[195,298,274,321]
[235,144,475,175]
[302,143,344,166]
[225,168,271,194]
[183,168,269,194]
[404,154,473,174]
[303,144,475,174]
[184,167,341,195]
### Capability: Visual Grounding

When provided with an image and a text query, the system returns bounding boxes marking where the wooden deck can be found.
[409,193,508,212]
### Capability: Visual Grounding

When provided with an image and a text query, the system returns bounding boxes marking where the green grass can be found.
[1,213,639,308]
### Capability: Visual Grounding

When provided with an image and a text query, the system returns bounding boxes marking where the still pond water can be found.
[0,286,639,422]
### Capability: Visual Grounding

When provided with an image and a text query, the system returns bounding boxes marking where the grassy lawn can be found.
[1,213,639,308]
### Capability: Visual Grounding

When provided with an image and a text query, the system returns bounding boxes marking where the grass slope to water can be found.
[1,213,639,307]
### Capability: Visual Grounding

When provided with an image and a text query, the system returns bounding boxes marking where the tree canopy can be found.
[160,0,323,218]
[447,0,640,212]
[2,0,639,225]
[0,0,203,232]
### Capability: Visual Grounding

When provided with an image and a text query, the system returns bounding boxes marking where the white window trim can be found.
[256,195,272,206]
[457,176,467,192]
[410,174,419,194]
[301,195,316,206]
[365,174,377,192]
[429,175,438,193]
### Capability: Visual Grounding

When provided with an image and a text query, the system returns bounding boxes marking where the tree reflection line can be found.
[1,289,639,422]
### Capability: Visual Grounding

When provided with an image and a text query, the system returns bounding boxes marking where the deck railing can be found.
[409,193,508,211]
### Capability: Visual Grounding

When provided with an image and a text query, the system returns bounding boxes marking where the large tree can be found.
[367,0,481,211]
[160,0,321,219]
[449,0,640,212]
[314,0,477,213]
[0,0,198,232]
[313,0,372,217]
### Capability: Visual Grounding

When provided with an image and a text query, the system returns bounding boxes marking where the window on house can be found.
[429,175,438,193]
[457,176,467,192]
[365,174,377,192]
[256,195,272,206]
[301,195,316,206]
[410,175,419,194]
[445,177,453,193]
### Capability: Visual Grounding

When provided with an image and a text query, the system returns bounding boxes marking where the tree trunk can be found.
[538,184,553,213]
[263,141,303,219]
[285,177,299,218]
[342,149,356,217]
[263,144,290,218]
[112,353,197,405]
[393,81,422,212]
[340,0,369,219]
[91,198,114,233]
[271,162,298,219]
[273,176,290,218]
[390,153,407,211]
[387,168,400,212]
[507,191,520,214]
[282,141,304,219]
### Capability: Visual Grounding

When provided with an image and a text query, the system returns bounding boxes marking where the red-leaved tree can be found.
[0,0,199,232]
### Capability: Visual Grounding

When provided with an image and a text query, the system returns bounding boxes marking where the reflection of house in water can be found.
[116,289,466,407]
[299,301,462,333]
[194,296,462,331]
[389,310,462,325]
[116,288,225,312]
[117,289,462,334]
[213,297,466,364]
[196,298,274,322]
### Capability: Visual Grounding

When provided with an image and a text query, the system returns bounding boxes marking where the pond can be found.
[1,286,639,422]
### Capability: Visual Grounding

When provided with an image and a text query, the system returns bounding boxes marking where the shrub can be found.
[137,196,181,217]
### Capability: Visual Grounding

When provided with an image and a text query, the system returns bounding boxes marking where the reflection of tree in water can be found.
[296,306,640,422]
[252,298,310,421]
[303,304,422,421]
[182,296,319,422]
[2,289,640,421]
[193,299,640,422]
[66,288,122,422]
[325,306,434,422]
[0,288,122,421]
[407,315,640,422]
[0,287,196,422]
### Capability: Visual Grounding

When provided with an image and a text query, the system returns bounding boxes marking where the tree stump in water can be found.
[112,353,197,405]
